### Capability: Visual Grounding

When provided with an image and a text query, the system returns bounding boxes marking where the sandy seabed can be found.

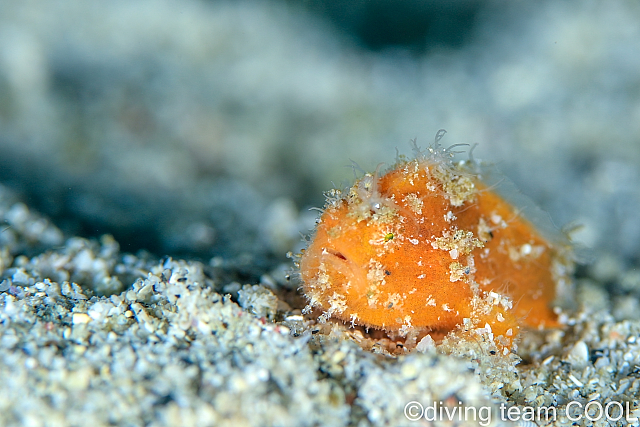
[1,1,640,425]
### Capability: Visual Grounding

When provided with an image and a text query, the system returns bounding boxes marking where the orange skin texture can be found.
[300,157,565,346]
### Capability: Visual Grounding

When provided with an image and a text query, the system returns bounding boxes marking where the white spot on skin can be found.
[385,293,402,309]
[403,193,423,215]
[366,289,379,307]
[349,313,358,327]
[444,211,456,223]
[508,242,545,262]
[490,212,507,228]
[448,261,472,283]
[442,303,452,312]
[475,323,494,339]
[417,274,425,279]
[449,249,459,259]
[431,230,483,256]
[497,312,505,322]
[426,295,436,306]
[366,260,386,285]
[477,217,493,242]
[327,292,347,314]
[409,238,419,245]
[398,315,414,337]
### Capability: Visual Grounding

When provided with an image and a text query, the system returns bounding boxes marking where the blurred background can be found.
[0,0,639,270]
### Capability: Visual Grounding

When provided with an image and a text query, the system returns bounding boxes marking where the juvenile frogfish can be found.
[298,133,573,351]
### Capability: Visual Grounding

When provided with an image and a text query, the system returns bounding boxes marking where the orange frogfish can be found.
[298,132,573,352]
